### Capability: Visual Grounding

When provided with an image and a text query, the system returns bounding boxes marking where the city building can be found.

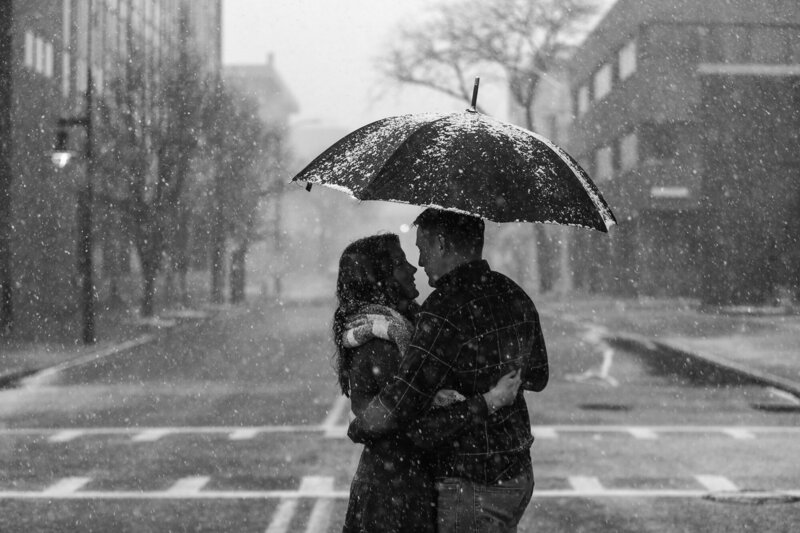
[1,0,221,332]
[566,0,800,304]
[223,54,299,298]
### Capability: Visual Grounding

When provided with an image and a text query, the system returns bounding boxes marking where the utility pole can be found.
[0,0,13,333]
[79,0,96,344]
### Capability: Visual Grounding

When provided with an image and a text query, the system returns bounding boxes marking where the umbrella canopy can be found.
[292,109,616,232]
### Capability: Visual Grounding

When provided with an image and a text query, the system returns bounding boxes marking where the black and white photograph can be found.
[1,0,799,531]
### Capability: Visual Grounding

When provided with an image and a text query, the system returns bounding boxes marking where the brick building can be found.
[566,0,800,304]
[0,0,221,331]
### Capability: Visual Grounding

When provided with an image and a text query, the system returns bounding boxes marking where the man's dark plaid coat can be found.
[348,259,549,484]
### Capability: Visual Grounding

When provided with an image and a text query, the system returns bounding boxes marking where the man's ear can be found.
[436,233,447,252]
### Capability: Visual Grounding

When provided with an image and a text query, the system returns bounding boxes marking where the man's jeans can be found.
[436,467,534,533]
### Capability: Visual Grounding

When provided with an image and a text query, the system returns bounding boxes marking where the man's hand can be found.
[482,369,522,414]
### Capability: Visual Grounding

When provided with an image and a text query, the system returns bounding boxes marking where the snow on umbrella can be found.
[292,80,616,232]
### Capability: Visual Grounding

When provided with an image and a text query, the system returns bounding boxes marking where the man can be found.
[348,207,549,532]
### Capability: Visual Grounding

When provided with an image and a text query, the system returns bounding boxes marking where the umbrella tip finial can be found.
[468,77,480,113]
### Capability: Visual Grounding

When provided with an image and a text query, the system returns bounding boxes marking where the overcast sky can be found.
[221,0,511,130]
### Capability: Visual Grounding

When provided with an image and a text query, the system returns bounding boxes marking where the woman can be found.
[333,233,521,533]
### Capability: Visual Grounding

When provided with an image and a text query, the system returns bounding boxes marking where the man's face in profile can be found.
[415,227,446,287]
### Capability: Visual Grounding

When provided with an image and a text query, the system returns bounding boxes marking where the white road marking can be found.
[42,477,91,495]
[723,428,755,440]
[49,430,85,443]
[565,326,619,387]
[263,476,335,533]
[767,387,800,405]
[22,336,156,386]
[229,428,261,440]
[132,429,172,442]
[569,476,604,492]
[628,428,658,440]
[167,476,210,494]
[534,427,557,439]
[323,396,350,438]
[3,487,800,500]
[302,477,335,533]
[265,498,299,533]
[1,424,799,439]
[696,475,738,492]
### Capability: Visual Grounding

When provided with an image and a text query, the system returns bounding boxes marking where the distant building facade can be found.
[223,55,299,297]
[1,0,221,327]
[566,0,800,304]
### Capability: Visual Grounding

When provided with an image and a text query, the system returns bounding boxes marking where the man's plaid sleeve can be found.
[350,309,460,436]
[522,310,549,391]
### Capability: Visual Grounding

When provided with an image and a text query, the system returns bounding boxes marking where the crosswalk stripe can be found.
[569,476,604,492]
[49,430,85,443]
[3,487,799,500]
[323,396,350,438]
[132,429,172,442]
[2,425,800,437]
[628,428,658,439]
[167,476,210,494]
[265,499,298,533]
[723,428,755,439]
[229,429,261,440]
[696,475,738,492]
[42,477,91,495]
[263,476,335,533]
[303,477,334,533]
[534,427,557,439]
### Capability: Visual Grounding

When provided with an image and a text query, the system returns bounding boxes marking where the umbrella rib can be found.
[509,124,617,230]
[358,114,456,202]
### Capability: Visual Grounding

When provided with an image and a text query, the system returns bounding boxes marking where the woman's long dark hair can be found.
[333,233,406,397]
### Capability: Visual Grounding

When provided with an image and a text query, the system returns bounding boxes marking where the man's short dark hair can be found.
[413,208,484,254]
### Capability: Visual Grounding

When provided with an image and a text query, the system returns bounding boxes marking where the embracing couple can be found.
[333,207,549,533]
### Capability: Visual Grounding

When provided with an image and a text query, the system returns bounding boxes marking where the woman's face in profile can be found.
[389,242,419,301]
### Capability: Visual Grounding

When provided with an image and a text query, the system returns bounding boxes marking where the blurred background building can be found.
[560,0,800,306]
[0,0,221,335]
[223,53,299,298]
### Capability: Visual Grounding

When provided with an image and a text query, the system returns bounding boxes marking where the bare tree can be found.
[95,26,213,317]
[198,81,280,305]
[379,0,599,129]
[378,0,599,293]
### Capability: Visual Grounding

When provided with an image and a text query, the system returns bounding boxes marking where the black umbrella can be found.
[292,80,616,232]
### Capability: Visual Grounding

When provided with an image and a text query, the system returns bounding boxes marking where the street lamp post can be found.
[53,3,95,344]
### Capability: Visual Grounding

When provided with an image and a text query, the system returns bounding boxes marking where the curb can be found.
[0,368,40,389]
[0,308,222,389]
[606,331,800,398]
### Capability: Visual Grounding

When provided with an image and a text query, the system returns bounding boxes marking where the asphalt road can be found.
[0,299,798,532]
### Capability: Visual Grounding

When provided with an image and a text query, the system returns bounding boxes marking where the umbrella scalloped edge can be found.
[509,124,617,231]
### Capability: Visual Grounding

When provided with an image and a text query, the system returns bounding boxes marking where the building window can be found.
[595,146,613,181]
[35,37,45,73]
[62,52,71,98]
[44,43,54,77]
[577,85,589,116]
[62,0,71,47]
[76,59,87,92]
[619,39,637,80]
[24,31,35,67]
[619,132,638,172]
[593,63,612,101]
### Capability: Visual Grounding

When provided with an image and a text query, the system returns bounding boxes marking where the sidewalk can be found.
[0,306,220,388]
[539,295,800,397]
